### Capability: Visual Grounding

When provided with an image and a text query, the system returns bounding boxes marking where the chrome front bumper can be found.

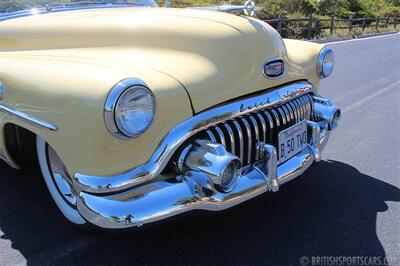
[73,82,340,229]
[77,122,334,229]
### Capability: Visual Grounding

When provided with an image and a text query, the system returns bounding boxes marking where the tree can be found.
[301,0,317,15]
[385,0,400,6]
[318,0,351,17]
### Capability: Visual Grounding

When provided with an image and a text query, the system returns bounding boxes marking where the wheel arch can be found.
[3,123,37,168]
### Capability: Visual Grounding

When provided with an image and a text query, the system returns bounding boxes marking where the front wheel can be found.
[36,137,87,225]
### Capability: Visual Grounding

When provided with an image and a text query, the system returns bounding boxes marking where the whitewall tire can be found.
[36,136,86,225]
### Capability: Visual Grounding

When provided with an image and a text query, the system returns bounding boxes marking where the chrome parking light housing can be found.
[312,96,341,130]
[263,59,285,79]
[181,140,241,193]
[104,78,155,140]
[317,47,335,78]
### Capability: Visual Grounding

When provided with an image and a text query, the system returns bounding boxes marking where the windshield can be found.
[0,0,158,14]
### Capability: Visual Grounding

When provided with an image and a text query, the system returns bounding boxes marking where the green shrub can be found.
[258,0,287,17]
[377,5,400,16]
[170,0,214,8]
[318,0,350,17]
[301,0,318,15]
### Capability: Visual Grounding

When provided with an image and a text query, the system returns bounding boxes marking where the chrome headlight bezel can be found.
[317,47,335,79]
[104,78,155,140]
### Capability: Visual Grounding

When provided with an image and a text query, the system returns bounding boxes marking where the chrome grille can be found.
[195,94,314,166]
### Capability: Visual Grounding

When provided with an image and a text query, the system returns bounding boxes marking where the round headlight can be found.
[105,79,155,139]
[115,86,155,137]
[317,47,335,78]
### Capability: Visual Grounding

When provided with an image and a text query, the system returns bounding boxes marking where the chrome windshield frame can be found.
[0,2,158,22]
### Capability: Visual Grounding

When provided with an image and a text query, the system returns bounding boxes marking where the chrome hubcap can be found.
[47,146,77,206]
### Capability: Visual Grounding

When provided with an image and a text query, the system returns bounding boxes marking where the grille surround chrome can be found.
[74,82,315,194]
[179,94,314,168]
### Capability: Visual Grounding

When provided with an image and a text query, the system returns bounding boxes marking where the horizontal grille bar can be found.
[202,94,314,167]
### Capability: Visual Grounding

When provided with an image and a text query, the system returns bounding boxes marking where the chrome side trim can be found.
[0,104,57,131]
[73,82,314,194]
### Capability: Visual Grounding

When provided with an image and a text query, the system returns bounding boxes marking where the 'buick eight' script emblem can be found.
[239,98,271,112]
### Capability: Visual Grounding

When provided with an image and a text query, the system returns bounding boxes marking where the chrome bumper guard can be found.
[77,117,338,229]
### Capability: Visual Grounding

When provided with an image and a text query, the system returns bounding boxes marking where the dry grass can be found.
[312,25,398,40]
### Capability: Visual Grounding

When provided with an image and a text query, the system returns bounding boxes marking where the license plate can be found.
[278,120,307,163]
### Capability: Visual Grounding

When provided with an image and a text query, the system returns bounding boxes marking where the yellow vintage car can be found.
[0,1,340,229]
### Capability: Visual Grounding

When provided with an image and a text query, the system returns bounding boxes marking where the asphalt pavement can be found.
[1,33,399,266]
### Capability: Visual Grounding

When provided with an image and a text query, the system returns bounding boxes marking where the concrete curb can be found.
[310,31,399,43]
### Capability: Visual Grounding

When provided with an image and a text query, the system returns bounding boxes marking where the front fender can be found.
[283,38,324,91]
[0,54,193,176]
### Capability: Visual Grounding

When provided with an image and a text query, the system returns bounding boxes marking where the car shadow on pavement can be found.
[0,160,399,265]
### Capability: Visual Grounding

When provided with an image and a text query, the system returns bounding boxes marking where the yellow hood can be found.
[0,7,315,112]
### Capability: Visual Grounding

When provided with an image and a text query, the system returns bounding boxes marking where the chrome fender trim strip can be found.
[0,104,58,131]
[74,82,314,194]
